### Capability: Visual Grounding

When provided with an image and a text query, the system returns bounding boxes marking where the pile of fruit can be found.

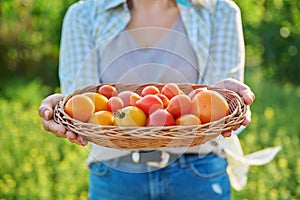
[64,83,229,127]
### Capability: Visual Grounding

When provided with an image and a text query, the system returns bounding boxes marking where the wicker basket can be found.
[53,83,247,149]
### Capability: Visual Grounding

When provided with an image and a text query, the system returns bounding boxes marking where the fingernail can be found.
[249,92,255,101]
[251,93,255,101]
[44,110,50,118]
[57,131,64,136]
[243,93,253,104]
[69,134,76,140]
[82,140,88,146]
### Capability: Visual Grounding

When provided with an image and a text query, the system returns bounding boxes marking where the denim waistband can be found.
[97,152,220,173]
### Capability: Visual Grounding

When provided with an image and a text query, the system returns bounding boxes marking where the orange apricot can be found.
[188,87,208,99]
[191,90,229,124]
[129,93,142,106]
[88,110,115,126]
[175,114,201,126]
[83,92,108,111]
[64,94,95,122]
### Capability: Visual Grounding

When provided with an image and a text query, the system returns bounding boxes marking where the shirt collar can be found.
[103,0,199,10]
[176,0,192,6]
[103,0,126,11]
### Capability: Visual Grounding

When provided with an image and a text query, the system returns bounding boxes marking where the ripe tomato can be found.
[161,83,181,99]
[140,85,160,97]
[98,85,118,99]
[155,94,170,108]
[135,94,163,115]
[118,91,135,107]
[147,109,175,126]
[107,96,124,113]
[166,94,192,118]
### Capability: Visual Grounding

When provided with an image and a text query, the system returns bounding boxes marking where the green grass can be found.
[232,68,300,199]
[0,69,299,199]
[0,78,89,200]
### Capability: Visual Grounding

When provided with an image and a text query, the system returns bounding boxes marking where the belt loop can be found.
[109,157,119,168]
[178,154,187,168]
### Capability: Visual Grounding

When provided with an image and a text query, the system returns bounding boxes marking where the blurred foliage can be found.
[0,0,77,88]
[0,78,89,200]
[1,0,300,88]
[232,67,300,200]
[235,0,300,85]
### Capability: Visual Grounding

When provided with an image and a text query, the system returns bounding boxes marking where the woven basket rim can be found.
[53,83,248,149]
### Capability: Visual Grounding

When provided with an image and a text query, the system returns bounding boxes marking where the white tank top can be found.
[99,17,198,84]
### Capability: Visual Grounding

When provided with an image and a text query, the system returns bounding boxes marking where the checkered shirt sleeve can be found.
[59,2,99,95]
[204,0,245,84]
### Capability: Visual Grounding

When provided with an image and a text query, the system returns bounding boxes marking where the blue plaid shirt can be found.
[59,0,245,94]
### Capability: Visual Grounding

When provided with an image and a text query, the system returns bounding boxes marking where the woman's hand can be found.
[38,93,88,146]
[214,78,255,137]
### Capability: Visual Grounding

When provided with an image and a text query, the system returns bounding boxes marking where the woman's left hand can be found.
[214,78,255,137]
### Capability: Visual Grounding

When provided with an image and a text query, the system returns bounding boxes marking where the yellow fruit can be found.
[88,111,114,126]
[83,92,108,111]
[114,106,147,126]
[175,114,201,126]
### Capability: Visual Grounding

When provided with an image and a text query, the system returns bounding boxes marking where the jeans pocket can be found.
[189,155,227,179]
[89,162,109,177]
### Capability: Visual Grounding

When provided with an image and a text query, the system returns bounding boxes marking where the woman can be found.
[39,0,255,199]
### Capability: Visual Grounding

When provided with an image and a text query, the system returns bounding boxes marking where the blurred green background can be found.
[0,0,299,199]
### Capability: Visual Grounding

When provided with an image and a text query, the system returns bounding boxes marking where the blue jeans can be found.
[89,153,230,200]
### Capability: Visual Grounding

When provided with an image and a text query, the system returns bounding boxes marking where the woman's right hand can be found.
[38,93,88,146]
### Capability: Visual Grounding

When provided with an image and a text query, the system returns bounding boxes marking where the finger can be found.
[65,131,78,144]
[38,93,64,120]
[78,135,88,146]
[232,125,240,131]
[241,90,255,105]
[242,115,251,126]
[66,131,85,146]
[42,119,66,138]
[221,130,232,137]
[230,81,255,105]
[214,78,255,105]
[242,106,252,126]
[66,131,77,140]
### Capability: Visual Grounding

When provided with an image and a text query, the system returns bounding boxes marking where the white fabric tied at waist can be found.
[216,133,281,190]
